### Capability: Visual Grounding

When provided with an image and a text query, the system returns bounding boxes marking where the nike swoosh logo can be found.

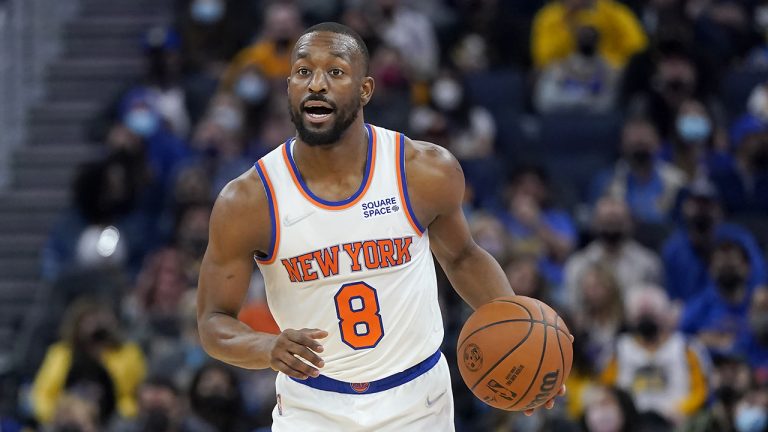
[426,390,447,408]
[283,210,314,227]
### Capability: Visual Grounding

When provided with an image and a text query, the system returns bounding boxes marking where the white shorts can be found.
[272,353,455,432]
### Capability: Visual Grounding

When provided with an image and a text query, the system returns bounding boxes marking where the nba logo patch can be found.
[350,382,370,393]
[277,394,283,416]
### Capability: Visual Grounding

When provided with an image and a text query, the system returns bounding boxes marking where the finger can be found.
[523,409,534,416]
[558,385,567,397]
[294,345,325,369]
[569,333,575,343]
[272,359,309,380]
[545,399,555,409]
[289,331,326,353]
[282,352,320,378]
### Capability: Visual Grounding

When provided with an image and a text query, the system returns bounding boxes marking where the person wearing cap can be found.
[709,108,768,214]
[661,178,766,302]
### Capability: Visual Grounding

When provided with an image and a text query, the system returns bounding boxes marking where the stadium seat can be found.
[465,68,526,114]
[721,68,768,120]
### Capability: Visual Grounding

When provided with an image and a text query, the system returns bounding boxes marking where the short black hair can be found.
[300,22,370,75]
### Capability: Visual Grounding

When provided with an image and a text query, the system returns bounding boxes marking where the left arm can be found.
[404,140,514,309]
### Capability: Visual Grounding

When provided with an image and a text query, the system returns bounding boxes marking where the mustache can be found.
[301,95,336,110]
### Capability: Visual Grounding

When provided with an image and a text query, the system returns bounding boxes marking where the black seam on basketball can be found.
[489,299,571,338]
[458,318,549,349]
[469,321,534,391]
[506,301,549,410]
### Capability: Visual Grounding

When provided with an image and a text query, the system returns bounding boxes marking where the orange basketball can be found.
[457,296,573,411]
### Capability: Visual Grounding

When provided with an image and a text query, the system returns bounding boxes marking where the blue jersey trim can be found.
[254,161,277,263]
[398,133,426,233]
[290,349,441,394]
[286,124,375,207]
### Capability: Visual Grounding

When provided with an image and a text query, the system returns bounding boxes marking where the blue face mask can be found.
[676,114,711,143]
[736,405,768,432]
[125,108,160,137]
[236,73,269,104]
[191,0,225,24]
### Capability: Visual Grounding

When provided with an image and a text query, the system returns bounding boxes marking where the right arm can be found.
[197,169,327,378]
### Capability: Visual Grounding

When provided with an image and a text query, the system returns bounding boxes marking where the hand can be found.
[511,195,541,229]
[523,385,566,416]
[268,328,328,380]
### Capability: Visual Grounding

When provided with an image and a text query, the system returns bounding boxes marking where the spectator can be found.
[468,212,513,265]
[534,25,619,113]
[497,165,577,287]
[572,264,625,367]
[410,70,498,204]
[662,179,767,302]
[108,376,213,432]
[367,0,439,80]
[31,299,146,425]
[531,0,647,70]
[591,116,686,223]
[680,240,757,355]
[503,254,552,305]
[710,109,768,214]
[220,65,272,140]
[732,384,768,432]
[667,98,729,182]
[220,2,304,87]
[689,1,755,66]
[602,285,709,426]
[735,288,768,381]
[564,196,663,302]
[189,363,253,432]
[579,385,640,432]
[47,394,100,432]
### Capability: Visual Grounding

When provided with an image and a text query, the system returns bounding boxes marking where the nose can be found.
[308,70,328,94]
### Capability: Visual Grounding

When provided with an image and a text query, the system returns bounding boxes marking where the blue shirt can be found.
[680,282,753,355]
[734,330,768,372]
[662,223,767,302]
[590,164,670,223]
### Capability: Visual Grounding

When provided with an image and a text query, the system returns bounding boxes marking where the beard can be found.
[289,95,361,147]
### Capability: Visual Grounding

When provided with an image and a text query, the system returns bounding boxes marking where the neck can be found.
[293,118,369,182]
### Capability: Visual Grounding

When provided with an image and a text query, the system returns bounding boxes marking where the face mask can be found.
[585,404,623,432]
[715,269,745,295]
[190,0,225,24]
[125,108,160,137]
[597,230,626,247]
[627,149,654,168]
[736,405,768,432]
[677,114,711,142]
[235,73,268,105]
[636,315,660,342]
[578,39,597,57]
[688,213,716,233]
[757,6,768,32]
[211,105,243,132]
[143,408,171,432]
[432,78,463,112]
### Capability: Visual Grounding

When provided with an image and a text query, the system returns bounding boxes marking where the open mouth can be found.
[303,101,335,122]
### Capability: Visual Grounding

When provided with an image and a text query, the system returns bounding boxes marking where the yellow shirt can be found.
[220,40,293,90]
[531,0,648,69]
[31,341,146,423]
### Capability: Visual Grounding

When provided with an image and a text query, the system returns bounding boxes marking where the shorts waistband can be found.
[289,349,442,394]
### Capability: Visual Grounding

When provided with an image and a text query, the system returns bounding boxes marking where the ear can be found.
[360,76,375,107]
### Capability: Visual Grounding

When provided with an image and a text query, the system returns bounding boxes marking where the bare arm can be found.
[197,169,326,377]
[405,140,514,309]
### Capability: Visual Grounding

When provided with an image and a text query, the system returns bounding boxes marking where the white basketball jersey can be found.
[254,124,444,383]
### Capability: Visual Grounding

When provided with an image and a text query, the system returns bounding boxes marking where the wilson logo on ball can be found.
[463,343,483,371]
[524,370,560,409]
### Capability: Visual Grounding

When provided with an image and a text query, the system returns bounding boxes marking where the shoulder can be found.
[214,167,268,219]
[210,167,271,251]
[404,138,464,198]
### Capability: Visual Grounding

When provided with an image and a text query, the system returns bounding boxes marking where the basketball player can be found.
[197,22,565,431]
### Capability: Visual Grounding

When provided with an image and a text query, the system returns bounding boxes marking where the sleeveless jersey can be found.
[254,124,444,383]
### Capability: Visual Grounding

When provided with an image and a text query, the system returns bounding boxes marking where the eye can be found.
[329,68,344,77]
[297,67,310,76]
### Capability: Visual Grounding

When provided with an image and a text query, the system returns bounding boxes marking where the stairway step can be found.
[64,38,143,59]
[46,78,130,102]
[0,235,46,258]
[13,144,99,166]
[0,190,69,211]
[0,259,40,279]
[79,0,172,17]
[13,166,79,189]
[27,123,87,144]
[47,58,143,81]
[0,281,42,303]
[64,17,168,39]
[0,213,59,235]
[28,101,100,124]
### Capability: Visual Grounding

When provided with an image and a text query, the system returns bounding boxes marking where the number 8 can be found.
[334,282,384,349]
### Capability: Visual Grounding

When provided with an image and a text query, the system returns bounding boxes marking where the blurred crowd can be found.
[8,0,768,431]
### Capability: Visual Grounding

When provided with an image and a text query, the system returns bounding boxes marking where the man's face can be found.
[287,32,372,147]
